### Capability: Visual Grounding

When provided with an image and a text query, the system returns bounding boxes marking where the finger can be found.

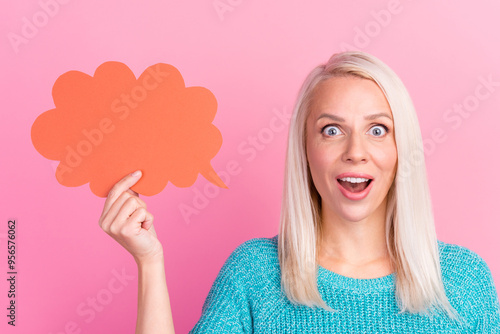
[128,207,154,231]
[101,170,142,222]
[107,197,143,235]
[101,193,139,231]
[140,211,154,231]
[124,188,146,207]
[147,224,157,237]
[127,188,139,197]
[113,203,152,238]
[119,189,146,208]
[101,190,148,231]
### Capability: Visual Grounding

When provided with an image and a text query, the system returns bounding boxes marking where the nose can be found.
[341,133,368,163]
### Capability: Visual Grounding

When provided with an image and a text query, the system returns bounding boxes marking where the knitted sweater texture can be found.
[189,235,500,333]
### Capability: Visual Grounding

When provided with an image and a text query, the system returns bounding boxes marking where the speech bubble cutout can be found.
[31,61,227,197]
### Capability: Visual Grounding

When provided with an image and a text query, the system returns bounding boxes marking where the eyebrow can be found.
[317,112,393,122]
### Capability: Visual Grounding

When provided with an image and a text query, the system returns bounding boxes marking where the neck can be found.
[318,199,390,265]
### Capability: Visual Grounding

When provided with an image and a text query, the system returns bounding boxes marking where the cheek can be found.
[306,141,337,185]
[385,146,398,171]
[373,145,398,180]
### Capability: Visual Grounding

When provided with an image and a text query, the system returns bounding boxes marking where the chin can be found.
[339,211,372,223]
[327,201,373,223]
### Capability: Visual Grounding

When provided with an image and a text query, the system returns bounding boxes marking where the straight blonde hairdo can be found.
[278,50,463,322]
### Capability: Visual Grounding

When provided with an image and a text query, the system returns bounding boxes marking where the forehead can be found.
[308,76,392,119]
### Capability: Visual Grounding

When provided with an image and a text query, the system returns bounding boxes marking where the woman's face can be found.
[305,75,397,224]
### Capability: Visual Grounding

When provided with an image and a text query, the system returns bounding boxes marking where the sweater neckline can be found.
[317,264,396,291]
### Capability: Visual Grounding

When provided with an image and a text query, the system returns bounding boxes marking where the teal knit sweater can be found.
[189,235,500,333]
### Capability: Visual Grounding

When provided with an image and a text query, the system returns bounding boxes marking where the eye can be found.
[367,124,388,137]
[322,125,341,137]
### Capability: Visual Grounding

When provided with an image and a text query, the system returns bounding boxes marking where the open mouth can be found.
[337,178,373,193]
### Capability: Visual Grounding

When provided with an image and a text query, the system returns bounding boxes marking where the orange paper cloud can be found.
[31,61,227,197]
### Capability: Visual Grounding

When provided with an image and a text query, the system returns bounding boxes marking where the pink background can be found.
[2,1,500,333]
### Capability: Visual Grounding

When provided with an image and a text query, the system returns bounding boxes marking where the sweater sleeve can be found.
[467,251,500,333]
[189,241,254,334]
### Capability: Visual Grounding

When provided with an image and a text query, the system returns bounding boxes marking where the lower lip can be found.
[336,179,374,201]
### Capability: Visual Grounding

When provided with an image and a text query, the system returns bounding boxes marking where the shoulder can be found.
[437,240,500,329]
[221,235,280,285]
[437,239,491,279]
[193,236,280,331]
[201,235,279,301]
[226,234,279,270]
[437,239,499,304]
[232,234,279,257]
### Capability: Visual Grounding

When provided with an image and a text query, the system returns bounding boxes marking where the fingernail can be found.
[132,170,142,177]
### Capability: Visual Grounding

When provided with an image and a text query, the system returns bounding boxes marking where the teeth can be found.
[339,177,370,183]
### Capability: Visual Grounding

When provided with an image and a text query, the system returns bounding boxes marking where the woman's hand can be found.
[98,170,164,265]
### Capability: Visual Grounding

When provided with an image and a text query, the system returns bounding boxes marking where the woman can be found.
[98,51,500,333]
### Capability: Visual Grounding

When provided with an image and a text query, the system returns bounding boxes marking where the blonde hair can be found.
[278,50,462,321]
